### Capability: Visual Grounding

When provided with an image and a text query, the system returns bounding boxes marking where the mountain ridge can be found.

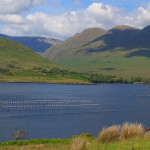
[43,27,107,60]
[44,25,150,78]
[0,34,63,53]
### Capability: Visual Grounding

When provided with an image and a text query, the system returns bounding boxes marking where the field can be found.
[55,50,150,78]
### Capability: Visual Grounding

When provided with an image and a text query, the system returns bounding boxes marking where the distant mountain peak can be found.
[109,25,139,31]
[82,28,106,33]
[73,28,107,39]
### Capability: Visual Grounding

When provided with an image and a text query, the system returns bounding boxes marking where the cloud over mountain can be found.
[0,1,150,39]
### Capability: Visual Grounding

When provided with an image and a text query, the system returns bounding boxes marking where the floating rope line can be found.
[0,100,92,104]
[0,98,101,113]
[0,104,99,108]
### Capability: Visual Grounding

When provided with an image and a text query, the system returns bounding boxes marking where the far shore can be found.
[0,80,150,85]
[0,80,94,85]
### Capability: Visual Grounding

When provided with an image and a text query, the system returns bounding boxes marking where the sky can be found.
[0,0,150,40]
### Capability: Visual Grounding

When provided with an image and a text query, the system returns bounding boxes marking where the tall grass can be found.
[70,137,87,150]
[120,123,144,140]
[98,125,121,143]
[98,123,145,143]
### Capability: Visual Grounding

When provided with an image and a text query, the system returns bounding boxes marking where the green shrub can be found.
[79,133,92,138]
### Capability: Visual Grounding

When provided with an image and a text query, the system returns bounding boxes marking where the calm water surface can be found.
[0,83,150,141]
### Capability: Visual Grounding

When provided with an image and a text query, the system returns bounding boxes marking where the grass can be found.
[98,125,121,143]
[55,51,150,78]
[97,123,145,144]
[0,37,62,70]
[120,123,144,140]
[0,37,93,84]
[0,123,149,150]
[70,138,87,150]
[88,137,150,150]
[0,139,72,146]
[0,73,91,84]
[1,138,150,150]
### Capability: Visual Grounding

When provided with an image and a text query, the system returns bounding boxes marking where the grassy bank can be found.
[1,138,150,150]
[1,67,150,84]
[1,123,150,150]
[0,68,92,84]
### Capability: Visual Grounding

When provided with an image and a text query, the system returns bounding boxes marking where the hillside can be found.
[44,25,150,78]
[0,37,90,84]
[0,34,62,53]
[43,28,106,60]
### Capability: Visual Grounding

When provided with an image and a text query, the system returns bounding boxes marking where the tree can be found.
[11,130,26,140]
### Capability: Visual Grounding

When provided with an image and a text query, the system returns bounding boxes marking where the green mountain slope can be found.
[43,28,106,60]
[44,25,150,78]
[0,37,90,84]
[0,37,62,69]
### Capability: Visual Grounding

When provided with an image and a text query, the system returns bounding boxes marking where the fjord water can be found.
[0,83,150,142]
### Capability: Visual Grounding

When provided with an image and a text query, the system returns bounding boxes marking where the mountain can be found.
[0,34,62,53]
[44,25,150,78]
[0,37,90,84]
[43,28,106,60]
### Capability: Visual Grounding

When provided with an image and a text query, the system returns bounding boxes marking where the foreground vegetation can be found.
[1,123,150,150]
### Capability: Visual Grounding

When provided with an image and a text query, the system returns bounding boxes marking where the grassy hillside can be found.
[0,37,91,84]
[43,28,106,60]
[0,37,62,69]
[44,25,150,78]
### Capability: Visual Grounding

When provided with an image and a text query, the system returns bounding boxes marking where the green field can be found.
[56,50,150,78]
[2,138,150,150]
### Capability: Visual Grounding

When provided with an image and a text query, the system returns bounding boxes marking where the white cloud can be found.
[85,3,126,29]
[0,14,29,24]
[129,3,150,28]
[0,0,45,14]
[0,2,150,39]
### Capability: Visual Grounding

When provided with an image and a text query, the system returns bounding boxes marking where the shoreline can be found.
[0,80,94,85]
[0,80,149,85]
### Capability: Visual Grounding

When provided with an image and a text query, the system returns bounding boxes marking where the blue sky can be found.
[39,0,150,12]
[0,0,150,39]
[30,0,149,14]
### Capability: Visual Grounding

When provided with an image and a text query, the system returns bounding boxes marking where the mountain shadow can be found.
[83,26,150,54]
[126,49,150,58]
